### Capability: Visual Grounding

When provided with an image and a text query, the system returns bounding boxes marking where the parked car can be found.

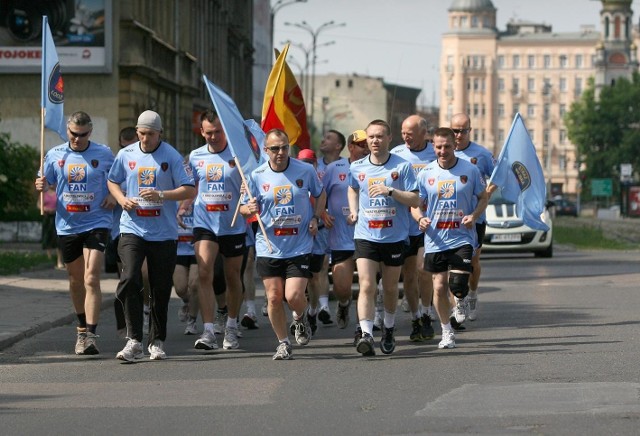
[552,197,578,217]
[483,190,554,258]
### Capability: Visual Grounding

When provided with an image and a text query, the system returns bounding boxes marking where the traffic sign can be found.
[591,178,613,197]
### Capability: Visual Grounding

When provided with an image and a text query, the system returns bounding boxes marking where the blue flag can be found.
[203,75,264,175]
[489,113,549,231]
[243,118,269,164]
[41,16,66,141]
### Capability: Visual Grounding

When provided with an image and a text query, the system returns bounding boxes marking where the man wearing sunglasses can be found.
[35,111,116,356]
[321,129,370,332]
[240,129,326,360]
[450,113,496,326]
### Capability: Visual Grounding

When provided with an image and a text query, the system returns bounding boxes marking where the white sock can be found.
[383,310,395,329]
[226,317,237,329]
[441,322,452,332]
[204,322,214,333]
[308,306,318,316]
[246,300,256,314]
[319,296,329,308]
[279,337,291,345]
[360,319,374,335]
[412,311,421,320]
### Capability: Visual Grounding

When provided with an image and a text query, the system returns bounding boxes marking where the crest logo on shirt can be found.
[161,162,169,172]
[129,161,136,170]
[339,173,346,181]
[138,167,157,188]
[428,178,435,186]
[437,180,457,204]
[358,172,366,182]
[228,160,236,168]
[262,183,270,192]
[198,160,204,167]
[206,164,224,183]
[460,175,468,184]
[67,164,87,192]
[91,159,99,168]
[470,157,478,165]
[296,179,303,188]
[58,159,65,167]
[391,171,399,181]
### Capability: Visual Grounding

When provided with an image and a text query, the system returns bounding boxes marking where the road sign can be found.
[591,178,613,197]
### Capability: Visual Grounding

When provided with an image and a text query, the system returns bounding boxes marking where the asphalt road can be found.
[1,249,639,435]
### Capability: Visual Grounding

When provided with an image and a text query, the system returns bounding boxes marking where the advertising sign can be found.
[0,0,112,73]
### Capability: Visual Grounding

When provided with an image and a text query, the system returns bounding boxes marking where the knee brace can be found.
[449,272,469,299]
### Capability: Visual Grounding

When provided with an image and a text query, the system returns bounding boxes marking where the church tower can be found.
[595,0,638,97]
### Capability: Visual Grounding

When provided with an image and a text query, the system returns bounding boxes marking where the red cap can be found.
[297,149,317,161]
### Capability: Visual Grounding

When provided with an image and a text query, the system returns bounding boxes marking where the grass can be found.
[0,252,53,276]
[553,222,635,250]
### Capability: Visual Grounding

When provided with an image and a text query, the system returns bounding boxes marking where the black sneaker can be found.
[380,326,396,354]
[450,316,466,331]
[409,318,423,342]
[318,306,333,324]
[420,313,435,339]
[353,326,363,346]
[308,312,318,336]
[356,332,375,356]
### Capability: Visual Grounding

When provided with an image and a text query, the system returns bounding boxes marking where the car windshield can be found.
[489,189,515,206]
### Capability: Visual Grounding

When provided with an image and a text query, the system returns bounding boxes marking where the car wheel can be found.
[535,242,553,258]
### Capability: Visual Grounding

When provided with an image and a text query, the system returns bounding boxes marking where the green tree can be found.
[0,132,40,220]
[566,73,640,200]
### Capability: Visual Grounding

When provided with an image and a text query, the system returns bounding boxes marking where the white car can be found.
[482,190,553,258]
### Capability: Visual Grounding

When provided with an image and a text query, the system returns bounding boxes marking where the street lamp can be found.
[284,20,346,123]
[270,0,307,67]
[283,39,335,107]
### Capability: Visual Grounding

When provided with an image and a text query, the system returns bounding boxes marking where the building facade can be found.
[440,0,638,196]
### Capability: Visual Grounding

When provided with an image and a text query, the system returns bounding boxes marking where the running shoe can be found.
[75,327,87,355]
[223,327,240,349]
[356,332,375,356]
[453,296,468,324]
[336,301,350,329]
[420,313,435,339]
[438,330,456,349]
[468,294,478,321]
[353,325,363,346]
[241,313,259,329]
[294,313,311,346]
[409,318,423,342]
[272,342,292,360]
[83,332,100,355]
[184,317,198,335]
[178,303,189,323]
[318,306,333,324]
[214,308,228,335]
[449,316,466,331]
[116,339,144,362]
[426,306,437,322]
[400,295,410,312]
[380,326,396,354]
[148,340,167,360]
[308,312,318,336]
[373,311,383,331]
[194,329,218,350]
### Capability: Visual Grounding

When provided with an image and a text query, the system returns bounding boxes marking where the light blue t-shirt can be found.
[417,158,485,253]
[391,143,436,236]
[455,141,495,224]
[322,157,354,251]
[177,205,195,257]
[189,143,246,236]
[245,157,324,259]
[348,153,418,244]
[41,141,114,235]
[108,141,195,241]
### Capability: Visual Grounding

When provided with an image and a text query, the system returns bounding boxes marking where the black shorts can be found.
[193,228,246,258]
[424,244,474,274]
[404,234,424,257]
[354,239,405,267]
[475,222,486,249]
[176,255,197,268]
[309,253,325,273]
[256,255,312,279]
[330,250,354,266]
[58,228,109,264]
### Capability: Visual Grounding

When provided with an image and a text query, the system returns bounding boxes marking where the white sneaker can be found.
[178,304,189,323]
[184,317,198,335]
[453,297,468,324]
[148,340,167,360]
[438,330,456,349]
[373,310,383,331]
[468,295,478,321]
[400,296,410,312]
[194,329,218,350]
[223,327,240,349]
[318,305,333,324]
[116,339,145,362]
[214,311,227,335]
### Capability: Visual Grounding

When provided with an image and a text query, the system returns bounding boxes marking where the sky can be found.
[273,0,640,107]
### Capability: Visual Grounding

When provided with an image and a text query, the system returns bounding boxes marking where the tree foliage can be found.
[0,132,40,220]
[565,73,640,199]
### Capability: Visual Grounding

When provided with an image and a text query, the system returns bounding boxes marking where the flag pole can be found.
[39,109,45,215]
[230,196,242,227]
[234,156,273,253]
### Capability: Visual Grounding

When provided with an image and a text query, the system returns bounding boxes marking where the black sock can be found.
[86,323,97,334]
[77,313,87,328]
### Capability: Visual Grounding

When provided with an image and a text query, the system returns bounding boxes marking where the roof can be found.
[449,0,496,12]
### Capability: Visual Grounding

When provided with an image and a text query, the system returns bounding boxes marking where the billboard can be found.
[0,0,112,73]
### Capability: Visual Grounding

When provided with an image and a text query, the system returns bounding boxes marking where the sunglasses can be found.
[451,128,470,135]
[69,129,91,138]
[352,142,367,149]
[267,145,289,153]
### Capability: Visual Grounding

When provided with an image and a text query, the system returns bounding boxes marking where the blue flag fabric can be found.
[489,113,550,231]
[41,16,66,141]
[243,118,269,164]
[203,75,264,176]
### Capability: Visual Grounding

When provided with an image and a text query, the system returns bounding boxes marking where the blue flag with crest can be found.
[41,16,66,141]
[489,113,549,231]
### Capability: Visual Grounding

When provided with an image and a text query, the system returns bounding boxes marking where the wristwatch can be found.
[388,187,394,197]
[158,190,164,200]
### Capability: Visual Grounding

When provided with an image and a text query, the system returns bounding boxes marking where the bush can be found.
[0,131,40,221]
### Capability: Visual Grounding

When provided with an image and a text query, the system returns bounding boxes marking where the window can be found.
[543,78,551,95]
[575,54,583,68]
[512,78,520,95]
[497,55,505,68]
[467,78,471,90]
[513,103,520,117]
[559,129,567,143]
[473,103,479,116]
[447,55,454,72]
[471,16,479,28]
[560,104,567,116]
[528,130,535,142]
[498,103,505,117]
[559,55,568,68]
[543,129,550,145]
[460,16,468,27]
[559,77,567,91]
[575,77,583,96]
[544,55,551,68]
[348,79,353,88]
[528,104,536,118]
[528,55,536,68]
[559,154,567,170]
[543,104,550,120]
[335,80,341,88]
[473,78,479,91]
[528,77,536,92]
[498,78,505,92]
[498,129,505,143]
[513,54,520,69]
